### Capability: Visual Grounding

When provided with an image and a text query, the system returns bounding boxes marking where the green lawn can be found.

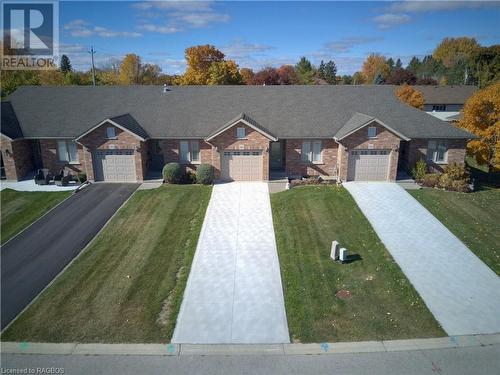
[271,186,444,343]
[409,188,500,276]
[1,189,72,244]
[1,185,212,343]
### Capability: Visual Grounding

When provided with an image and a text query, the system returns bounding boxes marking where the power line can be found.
[88,46,96,86]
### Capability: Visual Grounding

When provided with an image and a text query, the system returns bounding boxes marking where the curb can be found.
[1,334,499,356]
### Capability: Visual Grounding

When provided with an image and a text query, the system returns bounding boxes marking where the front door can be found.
[270,141,284,170]
[149,140,164,170]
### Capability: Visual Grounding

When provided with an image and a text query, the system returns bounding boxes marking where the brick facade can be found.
[78,123,147,181]
[285,139,338,177]
[403,138,467,173]
[0,136,34,180]
[206,122,271,180]
[337,123,402,181]
[38,139,85,177]
[155,139,213,173]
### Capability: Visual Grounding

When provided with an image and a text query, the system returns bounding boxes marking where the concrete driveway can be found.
[1,183,138,329]
[172,182,289,344]
[344,182,500,335]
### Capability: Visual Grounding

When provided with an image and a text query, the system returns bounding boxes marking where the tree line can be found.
[1,37,498,98]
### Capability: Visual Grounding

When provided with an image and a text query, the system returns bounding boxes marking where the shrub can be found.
[184,170,197,184]
[410,159,427,182]
[443,163,469,181]
[450,180,470,193]
[438,173,454,190]
[162,162,183,184]
[77,173,87,183]
[421,173,440,188]
[196,164,214,185]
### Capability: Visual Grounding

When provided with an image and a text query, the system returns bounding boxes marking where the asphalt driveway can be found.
[172,182,289,344]
[344,182,500,335]
[1,183,138,329]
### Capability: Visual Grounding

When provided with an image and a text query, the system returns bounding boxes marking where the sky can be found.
[59,0,500,75]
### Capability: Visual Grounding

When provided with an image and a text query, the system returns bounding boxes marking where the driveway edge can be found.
[1,334,498,356]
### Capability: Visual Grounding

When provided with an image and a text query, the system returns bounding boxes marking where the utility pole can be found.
[88,46,96,86]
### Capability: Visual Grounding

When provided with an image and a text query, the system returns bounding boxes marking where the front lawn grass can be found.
[1,185,212,343]
[409,188,500,275]
[1,188,71,244]
[271,186,445,343]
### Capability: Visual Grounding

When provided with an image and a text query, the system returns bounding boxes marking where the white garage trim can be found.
[347,149,391,181]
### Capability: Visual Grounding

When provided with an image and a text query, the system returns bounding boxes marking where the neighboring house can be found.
[1,85,473,183]
[415,85,477,122]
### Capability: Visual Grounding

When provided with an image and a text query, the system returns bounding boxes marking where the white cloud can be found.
[373,13,411,29]
[64,20,142,38]
[221,40,274,59]
[323,37,384,53]
[134,1,230,34]
[388,0,499,13]
[138,24,181,34]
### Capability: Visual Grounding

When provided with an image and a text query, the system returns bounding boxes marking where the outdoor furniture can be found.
[34,169,52,185]
[54,169,72,186]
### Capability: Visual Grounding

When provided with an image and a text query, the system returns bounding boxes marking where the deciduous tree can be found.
[362,54,390,84]
[207,60,242,85]
[181,44,225,85]
[277,65,299,84]
[240,68,255,85]
[458,82,500,172]
[386,68,417,85]
[433,37,480,68]
[352,71,365,84]
[395,85,424,110]
[250,67,280,85]
[119,54,142,84]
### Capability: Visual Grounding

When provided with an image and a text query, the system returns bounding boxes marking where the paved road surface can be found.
[1,183,138,329]
[344,182,500,335]
[2,345,499,375]
[172,182,289,343]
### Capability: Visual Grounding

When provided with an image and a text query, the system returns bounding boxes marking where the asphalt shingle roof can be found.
[108,113,149,140]
[7,85,474,140]
[1,102,23,140]
[207,112,277,140]
[414,85,477,105]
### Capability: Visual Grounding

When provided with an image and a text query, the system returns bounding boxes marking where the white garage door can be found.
[347,150,390,181]
[93,149,137,182]
[221,150,263,181]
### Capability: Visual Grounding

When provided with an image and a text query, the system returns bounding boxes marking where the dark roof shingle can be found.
[413,85,477,105]
[1,101,23,140]
[109,113,149,140]
[7,85,474,140]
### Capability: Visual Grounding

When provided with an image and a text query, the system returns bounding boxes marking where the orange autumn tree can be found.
[458,82,500,172]
[362,53,390,83]
[395,85,424,110]
[180,45,225,85]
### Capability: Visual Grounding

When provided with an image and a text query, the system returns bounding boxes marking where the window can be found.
[432,105,447,111]
[180,140,200,163]
[427,140,448,163]
[57,140,78,163]
[106,127,117,139]
[236,127,246,139]
[368,126,377,138]
[301,140,322,163]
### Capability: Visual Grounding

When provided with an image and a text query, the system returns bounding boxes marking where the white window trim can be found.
[57,140,79,164]
[106,127,117,139]
[301,140,323,164]
[236,127,246,139]
[367,126,377,139]
[180,140,201,164]
[427,140,448,164]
